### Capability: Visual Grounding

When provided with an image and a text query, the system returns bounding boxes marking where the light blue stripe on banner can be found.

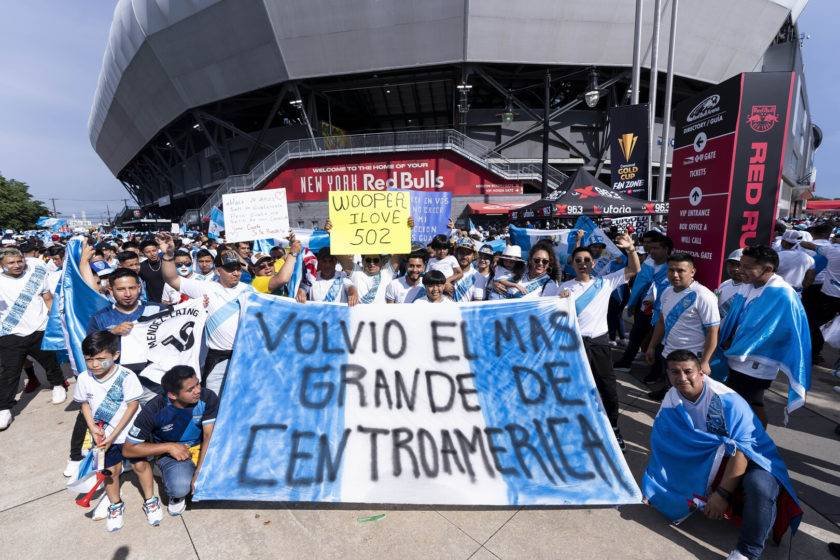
[459,299,640,505]
[194,293,348,502]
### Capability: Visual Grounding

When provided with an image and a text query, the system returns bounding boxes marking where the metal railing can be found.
[191,129,568,220]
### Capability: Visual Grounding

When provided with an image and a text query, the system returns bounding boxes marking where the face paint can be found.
[176,265,192,277]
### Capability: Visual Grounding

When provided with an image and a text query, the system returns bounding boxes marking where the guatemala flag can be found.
[208,207,225,239]
[286,229,330,298]
[711,274,811,418]
[194,295,641,506]
[643,378,802,544]
[57,239,112,373]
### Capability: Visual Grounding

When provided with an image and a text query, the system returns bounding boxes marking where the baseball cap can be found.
[781,230,804,243]
[477,244,495,257]
[455,238,475,251]
[216,251,241,268]
[726,248,743,262]
[251,253,272,266]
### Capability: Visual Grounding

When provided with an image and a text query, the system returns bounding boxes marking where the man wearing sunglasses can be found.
[156,234,254,396]
[350,254,391,304]
[547,233,640,451]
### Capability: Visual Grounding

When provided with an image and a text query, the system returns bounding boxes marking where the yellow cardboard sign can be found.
[328,191,411,255]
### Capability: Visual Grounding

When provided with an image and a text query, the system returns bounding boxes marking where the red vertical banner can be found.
[667,72,795,287]
[667,75,742,288]
[723,72,796,255]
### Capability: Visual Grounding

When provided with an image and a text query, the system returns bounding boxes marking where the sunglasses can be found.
[531,258,550,266]
[364,257,381,264]
[573,257,593,264]
[257,261,273,269]
[478,255,492,260]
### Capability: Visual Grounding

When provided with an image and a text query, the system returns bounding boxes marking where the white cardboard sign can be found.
[222,189,289,243]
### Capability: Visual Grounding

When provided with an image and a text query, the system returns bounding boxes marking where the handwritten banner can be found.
[194,295,641,505]
[222,189,289,243]
[328,191,411,255]
[409,191,452,246]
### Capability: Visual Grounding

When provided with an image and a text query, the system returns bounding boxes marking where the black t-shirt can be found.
[139,259,166,302]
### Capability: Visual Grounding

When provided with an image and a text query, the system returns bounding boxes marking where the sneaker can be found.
[609,340,618,347]
[63,459,81,478]
[725,550,748,560]
[0,409,11,431]
[51,385,67,405]
[647,387,668,402]
[106,502,125,532]
[92,493,112,521]
[143,497,163,526]
[167,497,186,516]
[613,428,627,452]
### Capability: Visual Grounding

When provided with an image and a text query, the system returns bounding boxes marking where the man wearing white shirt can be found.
[296,247,358,305]
[385,252,426,304]
[351,254,392,304]
[645,253,720,401]
[549,233,639,450]
[716,249,744,320]
[157,234,254,396]
[775,230,815,292]
[0,248,67,430]
[799,233,840,363]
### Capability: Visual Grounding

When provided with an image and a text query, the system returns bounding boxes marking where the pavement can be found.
[1,351,838,560]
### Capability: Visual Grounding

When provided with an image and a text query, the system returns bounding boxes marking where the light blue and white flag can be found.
[252,238,275,255]
[711,275,811,418]
[208,207,225,239]
[643,378,802,543]
[194,295,641,505]
[286,229,330,298]
[57,239,112,373]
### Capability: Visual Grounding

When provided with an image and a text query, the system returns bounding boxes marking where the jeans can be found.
[738,463,780,559]
[157,455,196,500]
[582,334,619,427]
[0,330,65,410]
[607,287,628,341]
[616,306,652,365]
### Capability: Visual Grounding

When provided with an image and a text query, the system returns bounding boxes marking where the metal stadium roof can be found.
[89,0,808,178]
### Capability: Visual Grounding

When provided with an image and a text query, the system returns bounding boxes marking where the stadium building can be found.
[89,0,818,227]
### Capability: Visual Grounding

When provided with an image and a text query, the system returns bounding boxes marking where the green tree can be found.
[0,173,50,230]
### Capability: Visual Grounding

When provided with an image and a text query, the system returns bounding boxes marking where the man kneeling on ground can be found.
[123,365,217,516]
[642,350,802,560]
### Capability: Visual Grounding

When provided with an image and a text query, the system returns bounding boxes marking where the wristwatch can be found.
[162,255,175,262]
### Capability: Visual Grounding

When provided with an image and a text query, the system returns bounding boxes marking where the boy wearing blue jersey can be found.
[123,365,218,516]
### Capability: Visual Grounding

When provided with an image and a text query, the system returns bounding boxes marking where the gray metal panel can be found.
[264,0,466,79]
[465,0,790,83]
[89,0,805,179]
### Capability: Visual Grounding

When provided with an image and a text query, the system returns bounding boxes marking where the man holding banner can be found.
[156,234,255,395]
[551,233,639,450]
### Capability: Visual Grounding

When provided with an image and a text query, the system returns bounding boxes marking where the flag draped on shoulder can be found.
[713,275,810,417]
[58,239,112,373]
[642,378,802,544]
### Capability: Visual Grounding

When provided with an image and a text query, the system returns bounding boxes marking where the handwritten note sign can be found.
[328,191,411,255]
[222,189,289,243]
[410,191,452,246]
[194,295,641,506]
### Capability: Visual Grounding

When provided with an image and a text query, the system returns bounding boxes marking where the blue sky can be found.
[0,1,837,222]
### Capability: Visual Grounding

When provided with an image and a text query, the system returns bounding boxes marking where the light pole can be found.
[542,69,550,199]
[657,0,679,205]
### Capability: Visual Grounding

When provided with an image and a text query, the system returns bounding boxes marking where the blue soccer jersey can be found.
[127,388,218,447]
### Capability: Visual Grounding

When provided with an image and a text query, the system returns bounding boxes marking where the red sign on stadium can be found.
[261,151,522,202]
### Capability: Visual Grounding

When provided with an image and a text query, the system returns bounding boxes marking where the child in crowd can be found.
[489,245,527,298]
[426,235,463,288]
[74,331,162,532]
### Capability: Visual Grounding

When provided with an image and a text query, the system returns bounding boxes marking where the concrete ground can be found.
[1,353,838,560]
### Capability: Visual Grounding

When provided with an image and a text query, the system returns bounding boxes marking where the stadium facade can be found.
[89,0,818,227]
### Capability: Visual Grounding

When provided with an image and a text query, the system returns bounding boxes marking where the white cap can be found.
[501,245,523,261]
[781,229,804,243]
[726,248,743,262]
